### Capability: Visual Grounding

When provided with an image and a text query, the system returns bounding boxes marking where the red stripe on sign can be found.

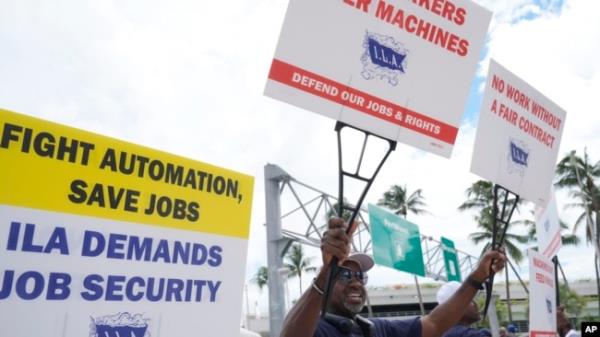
[268,59,458,145]
[531,331,557,337]
[543,231,561,257]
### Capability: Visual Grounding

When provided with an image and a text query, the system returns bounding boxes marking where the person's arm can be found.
[279,266,330,337]
[280,218,356,337]
[420,249,506,337]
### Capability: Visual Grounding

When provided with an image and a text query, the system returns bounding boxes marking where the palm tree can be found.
[555,149,600,315]
[458,180,528,323]
[468,221,529,269]
[251,266,269,292]
[558,284,587,320]
[377,184,428,217]
[555,149,600,245]
[284,243,317,294]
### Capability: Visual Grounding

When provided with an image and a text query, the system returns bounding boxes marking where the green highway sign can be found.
[441,237,461,282]
[369,204,425,277]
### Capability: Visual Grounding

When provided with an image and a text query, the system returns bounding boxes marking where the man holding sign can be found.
[280,218,506,337]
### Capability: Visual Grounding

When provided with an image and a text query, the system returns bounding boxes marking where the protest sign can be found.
[528,249,557,337]
[0,108,254,337]
[369,204,425,276]
[535,189,562,258]
[265,0,492,157]
[471,59,566,205]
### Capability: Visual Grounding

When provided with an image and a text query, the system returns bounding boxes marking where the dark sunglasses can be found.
[336,267,368,285]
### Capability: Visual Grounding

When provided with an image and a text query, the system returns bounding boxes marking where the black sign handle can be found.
[320,122,396,317]
[481,184,519,319]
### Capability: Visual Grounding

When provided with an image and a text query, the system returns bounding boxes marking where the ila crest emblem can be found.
[507,138,529,177]
[361,31,408,86]
[90,312,150,337]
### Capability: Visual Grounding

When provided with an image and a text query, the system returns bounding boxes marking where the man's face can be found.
[329,261,367,317]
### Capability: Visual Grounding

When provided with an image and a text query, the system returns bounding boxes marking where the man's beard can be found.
[343,300,365,314]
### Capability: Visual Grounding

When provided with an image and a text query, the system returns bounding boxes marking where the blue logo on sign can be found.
[510,142,529,166]
[90,312,150,337]
[507,139,529,177]
[544,219,551,232]
[546,298,553,314]
[361,31,408,86]
[545,296,554,325]
[368,38,406,72]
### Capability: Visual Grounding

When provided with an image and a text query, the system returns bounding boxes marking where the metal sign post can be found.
[552,256,560,306]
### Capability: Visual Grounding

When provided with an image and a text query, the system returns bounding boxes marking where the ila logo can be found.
[507,139,529,177]
[545,298,553,314]
[90,312,150,337]
[361,31,408,86]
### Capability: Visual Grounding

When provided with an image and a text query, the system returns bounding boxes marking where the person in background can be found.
[499,326,507,337]
[557,306,580,337]
[506,324,517,337]
[436,281,488,337]
[279,217,507,337]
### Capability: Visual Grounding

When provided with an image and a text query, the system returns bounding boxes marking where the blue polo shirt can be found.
[314,316,421,337]
[441,325,489,337]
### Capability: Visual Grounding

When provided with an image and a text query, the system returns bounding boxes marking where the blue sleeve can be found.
[443,326,488,337]
[373,317,422,337]
[314,318,343,337]
[464,328,489,337]
[457,327,488,337]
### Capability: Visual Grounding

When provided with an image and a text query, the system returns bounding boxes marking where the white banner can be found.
[471,60,566,205]
[528,249,557,337]
[0,109,254,337]
[265,0,492,157]
[0,206,248,337]
[535,189,562,258]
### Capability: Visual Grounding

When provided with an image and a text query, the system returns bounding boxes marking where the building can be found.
[364,279,599,331]
[246,279,598,336]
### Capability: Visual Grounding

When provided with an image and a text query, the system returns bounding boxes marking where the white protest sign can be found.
[471,59,566,205]
[528,249,557,337]
[0,108,254,337]
[265,0,492,157]
[535,188,562,258]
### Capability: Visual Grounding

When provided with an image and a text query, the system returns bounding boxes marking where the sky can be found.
[1,0,599,315]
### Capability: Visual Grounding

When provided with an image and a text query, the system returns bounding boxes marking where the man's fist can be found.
[471,248,506,282]
[320,217,357,266]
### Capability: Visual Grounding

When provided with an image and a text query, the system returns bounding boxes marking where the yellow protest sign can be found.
[0,108,253,239]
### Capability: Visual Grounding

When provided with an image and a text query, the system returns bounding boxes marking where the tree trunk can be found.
[595,253,600,317]
[505,268,513,323]
[298,271,303,295]
[592,211,600,316]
